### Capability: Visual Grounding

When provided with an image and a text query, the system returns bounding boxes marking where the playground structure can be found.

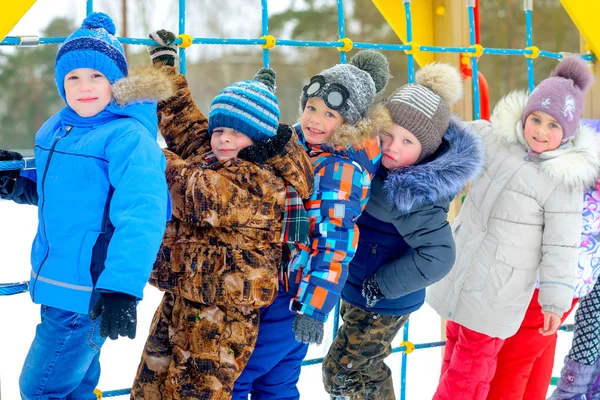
[0,0,599,398]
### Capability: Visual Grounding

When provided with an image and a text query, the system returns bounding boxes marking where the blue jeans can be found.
[233,292,309,400]
[19,305,107,400]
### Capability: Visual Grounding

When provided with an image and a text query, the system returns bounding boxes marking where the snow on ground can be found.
[0,200,574,399]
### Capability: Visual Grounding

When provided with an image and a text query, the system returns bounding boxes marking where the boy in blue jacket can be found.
[0,13,171,400]
[322,63,485,400]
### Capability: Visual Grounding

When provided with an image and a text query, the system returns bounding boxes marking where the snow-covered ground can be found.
[0,200,574,399]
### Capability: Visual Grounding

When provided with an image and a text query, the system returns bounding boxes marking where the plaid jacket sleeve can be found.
[289,158,370,322]
[157,67,211,159]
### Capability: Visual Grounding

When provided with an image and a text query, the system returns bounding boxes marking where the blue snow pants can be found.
[232,291,309,400]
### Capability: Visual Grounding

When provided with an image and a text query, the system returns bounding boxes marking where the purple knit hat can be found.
[522,56,594,143]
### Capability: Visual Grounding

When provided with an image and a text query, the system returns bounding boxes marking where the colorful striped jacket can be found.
[287,121,383,322]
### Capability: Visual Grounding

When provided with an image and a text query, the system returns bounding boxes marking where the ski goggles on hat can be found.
[303,75,350,111]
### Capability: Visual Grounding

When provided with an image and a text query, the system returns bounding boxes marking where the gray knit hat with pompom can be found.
[300,50,390,125]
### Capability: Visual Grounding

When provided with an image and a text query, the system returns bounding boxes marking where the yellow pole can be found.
[0,1,37,42]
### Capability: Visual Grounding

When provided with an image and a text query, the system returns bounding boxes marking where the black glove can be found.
[237,124,292,164]
[147,29,177,66]
[362,274,385,308]
[89,292,137,340]
[0,149,23,180]
[0,149,23,197]
[292,314,324,345]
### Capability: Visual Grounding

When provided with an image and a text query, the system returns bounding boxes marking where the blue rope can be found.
[337,0,347,64]
[0,35,593,64]
[261,0,270,68]
[404,1,415,84]
[421,45,473,53]
[0,160,25,171]
[332,300,340,340]
[484,48,527,55]
[102,388,130,397]
[355,42,411,51]
[179,0,186,76]
[525,8,535,92]
[468,3,481,120]
[400,318,410,400]
[0,282,29,296]
[0,158,35,171]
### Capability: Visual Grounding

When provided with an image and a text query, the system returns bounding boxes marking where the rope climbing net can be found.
[0,0,591,398]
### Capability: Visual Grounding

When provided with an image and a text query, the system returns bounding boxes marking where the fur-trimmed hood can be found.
[112,66,176,106]
[383,119,484,213]
[324,104,392,149]
[60,66,177,137]
[294,120,383,178]
[491,90,600,189]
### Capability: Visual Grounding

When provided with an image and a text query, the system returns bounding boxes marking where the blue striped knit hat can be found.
[55,12,127,101]
[207,68,280,142]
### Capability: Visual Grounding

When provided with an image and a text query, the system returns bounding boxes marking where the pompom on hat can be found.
[207,67,281,143]
[55,12,128,101]
[384,62,464,162]
[522,55,594,143]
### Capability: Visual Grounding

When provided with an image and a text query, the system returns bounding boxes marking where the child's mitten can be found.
[292,314,324,345]
[147,29,177,66]
[362,274,385,308]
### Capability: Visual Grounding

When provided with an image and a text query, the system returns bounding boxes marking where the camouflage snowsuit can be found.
[131,68,313,400]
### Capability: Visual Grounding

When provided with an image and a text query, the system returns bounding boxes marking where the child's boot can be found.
[585,357,600,399]
[549,356,596,399]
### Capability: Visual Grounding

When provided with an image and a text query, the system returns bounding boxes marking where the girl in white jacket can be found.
[427,56,600,400]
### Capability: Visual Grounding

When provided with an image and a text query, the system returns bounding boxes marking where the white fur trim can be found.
[490,90,600,188]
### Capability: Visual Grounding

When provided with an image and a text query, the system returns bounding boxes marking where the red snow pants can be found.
[432,321,505,400]
[486,289,578,400]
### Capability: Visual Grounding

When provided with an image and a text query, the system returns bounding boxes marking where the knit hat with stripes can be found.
[208,68,280,143]
[385,63,463,162]
[55,12,127,102]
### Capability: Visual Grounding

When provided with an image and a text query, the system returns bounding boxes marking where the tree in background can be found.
[0,17,75,150]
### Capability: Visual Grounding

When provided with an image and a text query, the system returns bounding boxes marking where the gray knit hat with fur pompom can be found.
[300,50,390,125]
[385,63,463,162]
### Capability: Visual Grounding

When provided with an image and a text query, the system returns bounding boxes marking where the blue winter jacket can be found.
[4,98,169,314]
[342,120,484,315]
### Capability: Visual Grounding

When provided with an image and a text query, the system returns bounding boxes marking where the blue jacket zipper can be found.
[31,125,72,302]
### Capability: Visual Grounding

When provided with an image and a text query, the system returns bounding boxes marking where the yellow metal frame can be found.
[559,1,599,58]
[371,0,434,66]
[0,1,37,42]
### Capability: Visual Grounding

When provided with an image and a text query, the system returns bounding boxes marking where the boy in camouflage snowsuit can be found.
[131,31,314,400]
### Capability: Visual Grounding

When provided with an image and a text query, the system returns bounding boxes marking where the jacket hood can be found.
[384,119,485,213]
[111,66,176,136]
[295,123,382,178]
[324,104,392,149]
[60,66,176,138]
[491,90,600,189]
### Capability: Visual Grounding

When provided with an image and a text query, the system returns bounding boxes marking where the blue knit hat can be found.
[55,12,128,101]
[207,68,280,143]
